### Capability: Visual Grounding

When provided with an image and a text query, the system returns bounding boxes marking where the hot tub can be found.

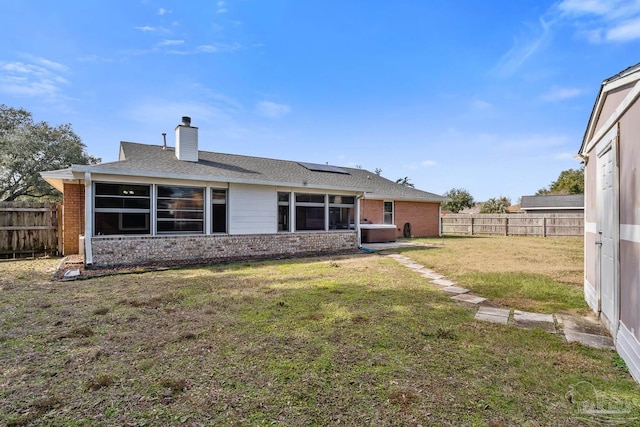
[360,224,397,243]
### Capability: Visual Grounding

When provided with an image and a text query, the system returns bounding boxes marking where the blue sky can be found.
[1,0,639,202]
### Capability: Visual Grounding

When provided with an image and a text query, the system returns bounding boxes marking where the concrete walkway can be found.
[381,251,615,350]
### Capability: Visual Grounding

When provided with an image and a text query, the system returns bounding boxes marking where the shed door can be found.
[596,132,618,335]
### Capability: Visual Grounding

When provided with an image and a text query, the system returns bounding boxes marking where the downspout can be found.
[439,203,443,237]
[84,172,93,265]
[355,193,364,248]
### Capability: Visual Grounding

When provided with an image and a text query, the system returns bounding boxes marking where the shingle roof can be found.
[520,194,584,209]
[78,142,446,202]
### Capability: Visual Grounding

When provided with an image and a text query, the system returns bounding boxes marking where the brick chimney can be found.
[175,116,198,162]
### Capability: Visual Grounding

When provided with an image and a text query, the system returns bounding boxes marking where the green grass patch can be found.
[458,271,587,313]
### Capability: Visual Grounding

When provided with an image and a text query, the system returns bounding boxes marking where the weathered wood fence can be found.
[0,202,61,258]
[441,213,584,237]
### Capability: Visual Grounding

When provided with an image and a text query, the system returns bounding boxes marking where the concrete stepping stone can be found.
[442,286,469,295]
[475,306,510,324]
[432,278,456,287]
[512,310,556,333]
[452,294,486,304]
[421,272,444,280]
[556,314,615,350]
[564,330,615,349]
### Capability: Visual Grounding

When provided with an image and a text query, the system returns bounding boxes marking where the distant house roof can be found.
[520,194,584,211]
[42,142,446,202]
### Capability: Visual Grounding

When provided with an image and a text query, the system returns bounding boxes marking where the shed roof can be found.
[520,194,584,210]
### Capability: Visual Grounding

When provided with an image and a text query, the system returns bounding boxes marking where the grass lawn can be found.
[404,235,587,314]
[1,239,639,426]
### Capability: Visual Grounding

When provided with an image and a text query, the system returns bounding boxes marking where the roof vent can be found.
[175,116,198,162]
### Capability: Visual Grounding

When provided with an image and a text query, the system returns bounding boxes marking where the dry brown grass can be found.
[1,250,638,426]
[408,235,583,285]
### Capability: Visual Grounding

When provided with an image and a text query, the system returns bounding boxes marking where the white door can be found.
[595,131,618,335]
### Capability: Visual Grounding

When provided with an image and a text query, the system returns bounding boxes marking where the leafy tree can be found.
[374,167,382,176]
[481,196,511,214]
[0,105,100,201]
[395,176,415,188]
[536,167,584,195]
[441,188,474,213]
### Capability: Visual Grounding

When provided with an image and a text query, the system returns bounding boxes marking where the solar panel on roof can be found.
[298,162,350,174]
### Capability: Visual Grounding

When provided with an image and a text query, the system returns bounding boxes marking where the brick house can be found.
[41,117,446,267]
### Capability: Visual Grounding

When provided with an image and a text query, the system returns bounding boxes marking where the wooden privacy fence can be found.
[0,202,61,258]
[441,213,584,237]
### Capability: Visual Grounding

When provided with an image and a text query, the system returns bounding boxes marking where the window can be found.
[295,193,325,231]
[278,192,290,232]
[94,183,151,235]
[156,185,204,234]
[383,201,394,225]
[212,189,227,233]
[329,195,355,230]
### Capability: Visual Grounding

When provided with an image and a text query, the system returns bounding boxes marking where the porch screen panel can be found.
[295,193,325,231]
[157,185,205,234]
[94,183,151,235]
[329,195,355,230]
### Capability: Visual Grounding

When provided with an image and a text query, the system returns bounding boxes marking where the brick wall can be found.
[62,183,85,255]
[360,199,384,223]
[394,201,440,237]
[360,199,441,237]
[90,231,358,267]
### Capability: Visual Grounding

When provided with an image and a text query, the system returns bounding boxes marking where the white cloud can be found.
[493,18,552,77]
[255,101,291,118]
[134,25,170,33]
[158,8,171,16]
[472,99,492,110]
[421,160,438,167]
[541,87,584,101]
[0,57,70,100]
[555,152,578,160]
[217,8,228,14]
[607,17,640,41]
[558,0,613,15]
[158,39,185,47]
[196,43,242,53]
[556,0,640,43]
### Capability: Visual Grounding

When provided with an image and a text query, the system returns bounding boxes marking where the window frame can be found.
[93,182,152,236]
[211,188,228,234]
[383,201,394,225]
[156,185,205,235]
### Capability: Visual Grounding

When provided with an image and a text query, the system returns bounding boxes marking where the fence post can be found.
[542,217,546,238]
[470,216,474,235]
[504,217,508,236]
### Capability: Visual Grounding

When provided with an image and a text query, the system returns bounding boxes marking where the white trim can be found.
[585,222,597,234]
[84,172,93,265]
[621,224,640,243]
[584,279,599,313]
[606,72,640,92]
[617,321,640,383]
[595,126,620,337]
[583,81,640,155]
